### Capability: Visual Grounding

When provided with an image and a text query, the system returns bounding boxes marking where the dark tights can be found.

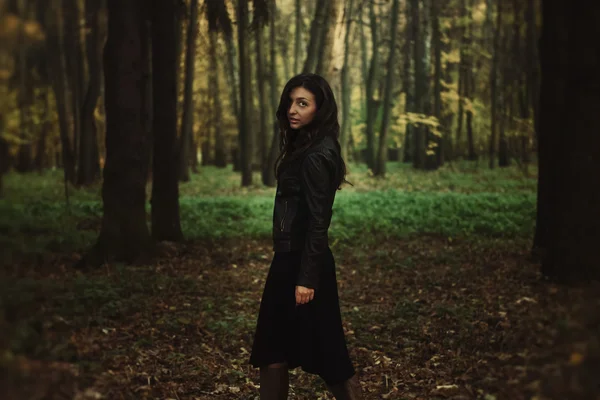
[259,362,289,400]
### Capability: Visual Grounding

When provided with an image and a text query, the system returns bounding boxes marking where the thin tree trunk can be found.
[238,0,252,186]
[64,0,85,170]
[411,0,426,169]
[340,0,354,163]
[178,0,198,182]
[302,0,329,73]
[465,0,476,161]
[256,23,269,180]
[210,31,226,168]
[16,0,33,173]
[374,0,400,177]
[294,0,302,74]
[431,0,443,169]
[77,0,104,185]
[79,0,152,268]
[489,1,501,169]
[264,0,280,187]
[402,0,414,163]
[365,0,380,170]
[151,0,184,242]
[315,0,341,82]
[47,0,76,183]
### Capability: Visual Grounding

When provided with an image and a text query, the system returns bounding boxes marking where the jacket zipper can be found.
[280,200,288,232]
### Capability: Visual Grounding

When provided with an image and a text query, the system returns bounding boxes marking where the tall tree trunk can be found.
[431,0,443,169]
[238,0,252,186]
[178,0,198,182]
[498,14,510,167]
[538,2,600,282]
[402,0,414,163]
[374,0,400,177]
[264,0,280,187]
[340,0,354,163]
[210,31,226,168]
[527,0,540,154]
[464,0,476,161]
[489,1,501,169]
[256,23,269,180]
[16,0,33,173]
[47,0,76,183]
[302,0,329,73]
[79,0,152,268]
[294,0,302,74]
[64,0,85,169]
[0,117,7,197]
[411,0,426,169]
[365,0,380,170]
[35,88,51,171]
[77,0,104,185]
[315,0,341,82]
[151,0,184,242]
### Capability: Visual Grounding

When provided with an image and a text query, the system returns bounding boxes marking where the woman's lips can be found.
[289,118,300,124]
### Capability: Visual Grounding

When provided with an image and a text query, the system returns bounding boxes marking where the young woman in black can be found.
[249,73,363,400]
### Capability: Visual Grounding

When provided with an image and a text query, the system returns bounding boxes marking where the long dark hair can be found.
[273,73,352,190]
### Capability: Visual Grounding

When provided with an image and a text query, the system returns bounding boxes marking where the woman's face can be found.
[287,86,317,130]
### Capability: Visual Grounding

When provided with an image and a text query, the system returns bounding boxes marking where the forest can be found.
[1,0,599,399]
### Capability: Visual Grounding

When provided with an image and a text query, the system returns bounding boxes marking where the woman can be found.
[248,73,362,400]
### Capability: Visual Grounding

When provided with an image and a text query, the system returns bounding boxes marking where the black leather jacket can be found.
[272,135,340,291]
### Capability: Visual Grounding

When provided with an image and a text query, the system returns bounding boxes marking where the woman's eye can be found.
[299,102,307,107]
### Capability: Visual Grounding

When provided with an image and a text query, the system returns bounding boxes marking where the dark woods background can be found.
[1,0,600,398]
[0,1,599,294]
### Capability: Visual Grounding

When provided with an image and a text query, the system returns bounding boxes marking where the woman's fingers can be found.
[295,286,314,305]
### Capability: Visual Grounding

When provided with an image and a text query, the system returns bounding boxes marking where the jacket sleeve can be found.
[296,150,337,291]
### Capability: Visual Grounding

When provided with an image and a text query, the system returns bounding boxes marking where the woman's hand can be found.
[295,285,315,305]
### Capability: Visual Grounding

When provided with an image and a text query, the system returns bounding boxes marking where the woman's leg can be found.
[259,362,289,400]
[325,373,363,400]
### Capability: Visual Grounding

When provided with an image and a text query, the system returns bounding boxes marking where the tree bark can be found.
[411,0,426,169]
[210,31,226,168]
[238,0,252,186]
[77,0,104,185]
[302,0,329,73]
[402,0,414,163]
[178,0,198,182]
[256,22,269,180]
[340,0,354,163]
[79,0,152,268]
[537,2,600,282]
[294,0,302,74]
[151,0,184,241]
[264,0,280,187]
[464,0,476,161]
[430,0,442,169]
[489,0,501,169]
[374,0,400,177]
[365,0,380,170]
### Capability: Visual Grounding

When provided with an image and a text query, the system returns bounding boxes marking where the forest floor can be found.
[2,234,600,400]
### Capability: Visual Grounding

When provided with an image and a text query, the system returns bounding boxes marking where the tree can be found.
[79,0,151,267]
[77,0,104,185]
[151,0,184,242]
[535,2,600,282]
[237,0,252,186]
[374,0,400,177]
[178,0,198,182]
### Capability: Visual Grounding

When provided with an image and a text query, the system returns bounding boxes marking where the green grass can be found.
[1,161,537,263]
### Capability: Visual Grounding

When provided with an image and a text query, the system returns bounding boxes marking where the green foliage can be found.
[1,161,537,263]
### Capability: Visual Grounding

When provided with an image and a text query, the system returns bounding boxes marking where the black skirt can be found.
[248,247,355,386]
